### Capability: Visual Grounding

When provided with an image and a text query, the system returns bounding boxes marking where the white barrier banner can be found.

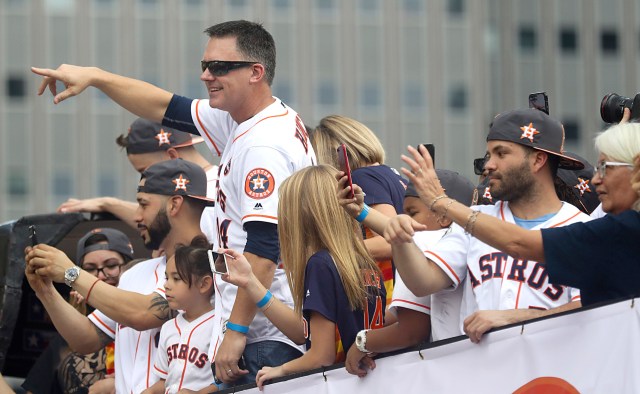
[237,299,640,393]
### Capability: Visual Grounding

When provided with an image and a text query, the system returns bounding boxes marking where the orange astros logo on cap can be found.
[172,174,190,192]
[155,129,172,146]
[520,123,540,143]
[574,177,591,196]
[245,168,275,199]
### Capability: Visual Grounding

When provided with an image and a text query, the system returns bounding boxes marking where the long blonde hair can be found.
[311,115,386,170]
[278,165,380,315]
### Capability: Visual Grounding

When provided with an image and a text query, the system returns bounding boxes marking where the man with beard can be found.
[381,109,591,346]
[25,159,213,393]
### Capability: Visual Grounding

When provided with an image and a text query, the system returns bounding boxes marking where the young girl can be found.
[144,237,216,394]
[220,165,385,390]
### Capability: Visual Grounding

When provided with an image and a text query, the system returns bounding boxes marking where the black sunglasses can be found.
[473,157,487,176]
[200,60,256,76]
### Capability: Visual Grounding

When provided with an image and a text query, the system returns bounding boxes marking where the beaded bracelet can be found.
[439,199,455,223]
[464,210,480,235]
[429,195,448,212]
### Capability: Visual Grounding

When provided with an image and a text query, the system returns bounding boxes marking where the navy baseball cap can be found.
[557,152,600,214]
[138,159,215,204]
[405,169,476,207]
[76,228,134,266]
[487,109,584,170]
[124,118,203,154]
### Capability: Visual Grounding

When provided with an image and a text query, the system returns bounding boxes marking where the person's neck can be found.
[161,226,205,258]
[183,298,214,323]
[230,88,275,124]
[509,194,563,220]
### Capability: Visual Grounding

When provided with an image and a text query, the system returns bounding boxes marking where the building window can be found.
[519,26,537,51]
[361,84,380,108]
[448,0,464,16]
[449,85,467,110]
[315,0,334,10]
[273,0,290,8]
[559,27,578,53]
[8,168,27,197]
[563,119,579,142]
[317,82,336,105]
[402,0,422,13]
[601,29,618,54]
[7,76,26,98]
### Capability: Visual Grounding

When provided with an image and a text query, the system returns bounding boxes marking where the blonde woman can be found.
[312,115,406,307]
[219,165,385,390]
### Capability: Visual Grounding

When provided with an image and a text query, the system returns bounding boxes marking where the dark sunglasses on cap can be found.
[200,60,256,76]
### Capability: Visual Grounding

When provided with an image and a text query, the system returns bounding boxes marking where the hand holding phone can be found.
[337,144,355,199]
[28,225,39,247]
[207,250,231,275]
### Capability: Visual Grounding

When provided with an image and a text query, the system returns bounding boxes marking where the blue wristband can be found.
[256,290,273,308]
[225,322,249,335]
[355,204,370,223]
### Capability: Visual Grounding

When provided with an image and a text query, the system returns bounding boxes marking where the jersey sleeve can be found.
[302,255,338,323]
[88,309,117,340]
[424,224,470,288]
[190,98,236,157]
[388,274,431,316]
[153,323,171,380]
[237,146,292,226]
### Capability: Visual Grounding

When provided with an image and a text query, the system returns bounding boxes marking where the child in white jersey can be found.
[144,237,216,394]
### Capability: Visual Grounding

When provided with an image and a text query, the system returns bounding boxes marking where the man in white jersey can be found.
[25,159,212,393]
[56,118,219,243]
[32,20,315,386]
[384,108,590,343]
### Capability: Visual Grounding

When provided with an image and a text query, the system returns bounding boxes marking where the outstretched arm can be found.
[27,244,172,330]
[400,145,545,262]
[31,65,172,123]
[24,254,112,353]
[463,300,581,343]
[57,197,139,230]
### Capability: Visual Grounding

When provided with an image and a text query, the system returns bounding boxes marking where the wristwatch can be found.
[355,329,371,354]
[64,266,81,287]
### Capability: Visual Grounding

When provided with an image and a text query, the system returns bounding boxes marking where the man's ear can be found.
[531,150,549,173]
[249,63,266,84]
[167,195,184,216]
[166,148,180,159]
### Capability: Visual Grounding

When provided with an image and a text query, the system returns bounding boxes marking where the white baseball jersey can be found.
[389,229,464,341]
[89,256,167,393]
[425,201,588,322]
[153,310,216,393]
[200,165,219,243]
[190,97,314,359]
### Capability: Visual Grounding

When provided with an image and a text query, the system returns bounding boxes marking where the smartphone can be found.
[28,225,39,246]
[207,250,231,275]
[528,92,549,115]
[418,144,435,166]
[336,144,355,199]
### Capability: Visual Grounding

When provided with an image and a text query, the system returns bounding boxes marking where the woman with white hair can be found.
[385,121,640,308]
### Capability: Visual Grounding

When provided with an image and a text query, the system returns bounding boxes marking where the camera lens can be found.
[600,93,634,123]
[473,158,485,176]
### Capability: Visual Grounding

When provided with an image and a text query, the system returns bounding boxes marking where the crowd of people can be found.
[17,19,640,394]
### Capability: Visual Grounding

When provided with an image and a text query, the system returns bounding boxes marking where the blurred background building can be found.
[0,0,638,222]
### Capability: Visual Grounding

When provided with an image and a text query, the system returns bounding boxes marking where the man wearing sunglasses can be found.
[32,19,315,389]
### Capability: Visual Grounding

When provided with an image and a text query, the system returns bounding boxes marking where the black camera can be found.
[600,92,640,123]
[473,156,487,176]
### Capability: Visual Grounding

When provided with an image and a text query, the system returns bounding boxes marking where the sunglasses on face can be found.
[200,60,256,76]
[595,161,633,179]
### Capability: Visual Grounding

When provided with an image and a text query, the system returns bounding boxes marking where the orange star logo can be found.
[574,177,591,196]
[172,174,190,191]
[520,123,540,143]
[155,129,172,146]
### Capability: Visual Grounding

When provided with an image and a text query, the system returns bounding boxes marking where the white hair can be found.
[595,122,640,163]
